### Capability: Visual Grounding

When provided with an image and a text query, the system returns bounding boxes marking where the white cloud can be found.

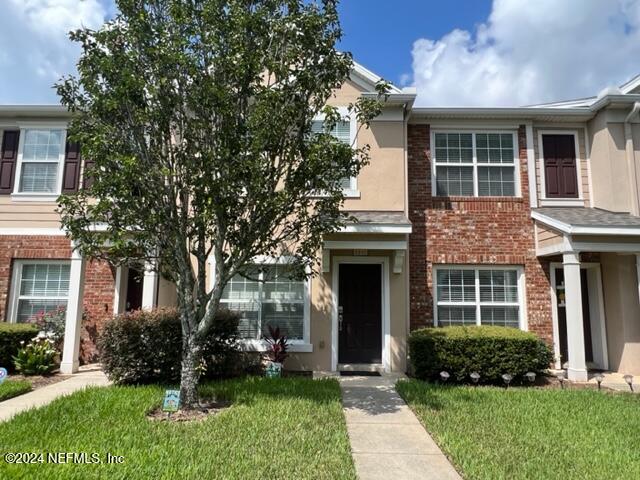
[0,0,110,103]
[409,0,640,106]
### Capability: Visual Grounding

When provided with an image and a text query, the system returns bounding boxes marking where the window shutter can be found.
[82,158,95,189]
[62,141,81,193]
[0,130,19,194]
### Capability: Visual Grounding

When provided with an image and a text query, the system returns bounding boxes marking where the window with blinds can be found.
[18,129,64,193]
[220,264,306,340]
[311,119,354,191]
[12,261,70,322]
[433,132,517,197]
[435,267,521,328]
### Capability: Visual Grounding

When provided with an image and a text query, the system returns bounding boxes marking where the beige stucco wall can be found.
[532,125,589,206]
[587,111,633,212]
[600,253,640,374]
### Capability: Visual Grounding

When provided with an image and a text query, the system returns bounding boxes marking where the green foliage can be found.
[13,335,58,376]
[397,380,640,480]
[98,307,248,384]
[0,379,32,402]
[408,326,553,384]
[0,378,356,479]
[28,307,66,351]
[0,323,39,372]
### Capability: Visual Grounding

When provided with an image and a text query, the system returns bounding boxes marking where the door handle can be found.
[338,314,343,331]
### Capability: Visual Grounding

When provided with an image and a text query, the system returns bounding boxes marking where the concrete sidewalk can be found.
[0,365,110,422]
[339,374,460,480]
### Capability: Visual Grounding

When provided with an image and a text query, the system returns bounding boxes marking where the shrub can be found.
[13,335,58,375]
[27,307,66,352]
[0,323,39,372]
[98,308,245,384]
[409,326,554,384]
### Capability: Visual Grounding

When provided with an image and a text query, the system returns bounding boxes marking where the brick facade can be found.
[0,235,115,362]
[408,124,553,343]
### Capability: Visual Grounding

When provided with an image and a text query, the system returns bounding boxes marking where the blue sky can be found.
[0,1,639,106]
[337,1,492,87]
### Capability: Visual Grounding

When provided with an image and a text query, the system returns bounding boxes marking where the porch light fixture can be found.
[440,371,450,383]
[556,372,566,390]
[594,373,604,391]
[525,372,536,384]
[623,374,634,392]
[470,372,480,384]
[501,373,513,388]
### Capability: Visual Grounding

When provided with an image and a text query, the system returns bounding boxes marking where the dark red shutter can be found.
[543,134,578,198]
[62,141,81,193]
[0,130,19,194]
[82,158,95,189]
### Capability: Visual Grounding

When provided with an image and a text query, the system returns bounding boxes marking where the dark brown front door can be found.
[542,134,578,198]
[338,263,382,364]
[555,268,593,365]
[125,267,144,311]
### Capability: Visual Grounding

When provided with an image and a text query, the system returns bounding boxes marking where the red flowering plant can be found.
[264,325,289,365]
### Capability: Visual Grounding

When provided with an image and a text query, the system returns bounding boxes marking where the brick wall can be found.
[408,125,553,343]
[0,235,115,362]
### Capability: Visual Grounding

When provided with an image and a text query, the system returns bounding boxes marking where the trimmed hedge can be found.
[0,323,39,372]
[409,326,554,384]
[98,307,254,384]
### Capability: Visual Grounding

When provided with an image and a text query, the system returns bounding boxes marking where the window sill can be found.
[239,340,313,353]
[432,196,523,202]
[10,193,60,203]
[343,189,360,199]
[539,199,584,207]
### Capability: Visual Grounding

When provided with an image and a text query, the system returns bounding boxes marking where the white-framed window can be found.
[13,128,66,198]
[220,260,310,343]
[8,260,71,323]
[434,266,525,329]
[432,131,519,197]
[311,107,358,196]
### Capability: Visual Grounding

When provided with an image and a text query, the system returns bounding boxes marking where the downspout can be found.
[624,102,640,216]
[403,102,411,373]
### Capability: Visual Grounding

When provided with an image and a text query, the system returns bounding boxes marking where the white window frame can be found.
[212,255,312,352]
[12,124,67,202]
[432,265,527,330]
[431,129,521,198]
[7,259,71,323]
[537,130,584,206]
[312,106,359,198]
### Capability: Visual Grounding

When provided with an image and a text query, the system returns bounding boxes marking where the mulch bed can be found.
[8,372,71,390]
[147,400,232,423]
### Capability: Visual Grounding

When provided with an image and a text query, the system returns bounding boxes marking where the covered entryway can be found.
[338,263,383,364]
[533,207,640,380]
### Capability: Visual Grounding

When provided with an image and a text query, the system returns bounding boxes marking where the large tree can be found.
[56,0,387,408]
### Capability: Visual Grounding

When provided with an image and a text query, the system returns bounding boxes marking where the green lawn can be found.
[397,379,640,480]
[0,379,31,402]
[0,377,355,480]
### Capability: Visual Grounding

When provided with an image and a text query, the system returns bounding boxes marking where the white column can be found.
[141,260,158,310]
[563,251,588,381]
[112,266,128,315]
[60,247,86,374]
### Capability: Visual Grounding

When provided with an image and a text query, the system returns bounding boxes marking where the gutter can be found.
[624,102,640,216]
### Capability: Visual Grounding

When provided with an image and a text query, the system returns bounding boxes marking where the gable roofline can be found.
[350,61,403,94]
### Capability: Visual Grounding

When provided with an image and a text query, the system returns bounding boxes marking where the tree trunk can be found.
[180,334,201,410]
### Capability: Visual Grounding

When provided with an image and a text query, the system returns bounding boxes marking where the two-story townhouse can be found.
[408,77,640,380]
[0,64,417,375]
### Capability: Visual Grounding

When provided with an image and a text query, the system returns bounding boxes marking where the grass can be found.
[0,379,31,402]
[397,379,640,480]
[0,377,355,480]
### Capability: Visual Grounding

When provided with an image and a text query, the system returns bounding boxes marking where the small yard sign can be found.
[0,367,7,384]
[162,390,180,412]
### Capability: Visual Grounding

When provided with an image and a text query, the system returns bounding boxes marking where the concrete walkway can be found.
[339,374,460,480]
[0,365,110,422]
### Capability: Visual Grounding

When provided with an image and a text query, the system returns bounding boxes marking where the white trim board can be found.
[340,224,412,234]
[331,256,391,372]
